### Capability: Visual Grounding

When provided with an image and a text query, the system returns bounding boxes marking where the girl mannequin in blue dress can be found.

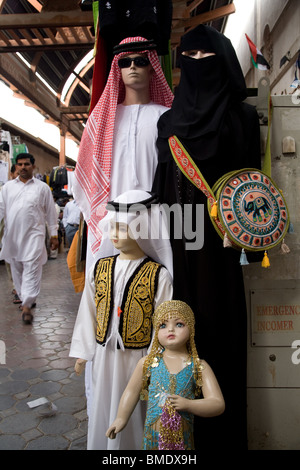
[106,300,225,450]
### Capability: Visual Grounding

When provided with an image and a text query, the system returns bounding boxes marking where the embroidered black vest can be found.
[94,255,162,349]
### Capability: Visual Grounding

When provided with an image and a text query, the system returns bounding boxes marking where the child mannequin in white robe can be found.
[69,190,173,450]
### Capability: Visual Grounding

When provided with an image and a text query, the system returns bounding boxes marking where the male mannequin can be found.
[73,36,173,264]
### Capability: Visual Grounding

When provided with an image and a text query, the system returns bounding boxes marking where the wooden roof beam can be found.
[173,3,236,31]
[26,0,43,12]
[0,29,10,45]
[172,3,190,20]
[29,51,43,82]
[0,39,94,53]
[172,0,205,18]
[0,10,93,29]
[0,0,6,14]
[59,105,89,114]
[31,27,46,44]
[187,0,205,13]
[63,58,94,106]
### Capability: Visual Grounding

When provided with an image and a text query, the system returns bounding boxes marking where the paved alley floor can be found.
[0,252,87,450]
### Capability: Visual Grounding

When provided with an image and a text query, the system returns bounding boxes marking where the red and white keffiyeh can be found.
[73,36,174,254]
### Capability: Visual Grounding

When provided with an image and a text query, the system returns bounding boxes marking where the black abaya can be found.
[152,25,261,451]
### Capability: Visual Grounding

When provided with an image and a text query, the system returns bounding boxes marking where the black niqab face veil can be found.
[158,25,248,159]
[179,24,247,101]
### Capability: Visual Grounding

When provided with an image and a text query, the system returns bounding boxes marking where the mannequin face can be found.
[182,50,216,59]
[109,222,143,258]
[120,53,153,90]
[158,316,190,351]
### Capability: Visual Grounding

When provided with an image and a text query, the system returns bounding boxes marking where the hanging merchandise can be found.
[50,165,75,198]
[66,167,76,195]
[0,129,13,162]
[12,136,28,164]
[34,172,44,181]
[290,49,300,88]
[13,143,28,159]
[0,127,11,184]
[168,98,290,268]
[98,0,173,56]
[0,158,9,185]
[88,1,108,114]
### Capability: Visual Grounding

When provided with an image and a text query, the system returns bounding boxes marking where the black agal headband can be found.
[106,193,159,213]
[113,40,157,55]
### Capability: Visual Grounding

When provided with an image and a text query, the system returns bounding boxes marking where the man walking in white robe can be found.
[0,153,59,324]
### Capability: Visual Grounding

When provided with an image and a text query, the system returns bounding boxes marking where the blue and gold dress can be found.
[143,356,197,450]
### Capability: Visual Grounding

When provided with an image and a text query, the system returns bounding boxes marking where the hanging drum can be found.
[208,168,290,251]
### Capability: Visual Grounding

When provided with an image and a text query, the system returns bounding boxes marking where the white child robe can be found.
[85,102,169,270]
[69,255,173,450]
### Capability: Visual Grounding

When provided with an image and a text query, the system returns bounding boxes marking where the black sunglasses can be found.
[118,57,150,69]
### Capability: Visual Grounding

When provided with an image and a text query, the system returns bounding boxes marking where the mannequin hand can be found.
[106,418,127,439]
[168,394,191,412]
[75,358,87,376]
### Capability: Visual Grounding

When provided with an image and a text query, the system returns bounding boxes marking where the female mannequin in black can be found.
[152,24,261,451]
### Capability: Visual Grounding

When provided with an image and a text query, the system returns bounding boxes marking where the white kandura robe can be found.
[0,177,58,307]
[69,256,173,450]
[0,177,58,263]
[86,102,169,271]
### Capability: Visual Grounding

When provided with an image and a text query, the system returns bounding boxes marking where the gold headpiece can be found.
[152,300,195,334]
[141,300,203,399]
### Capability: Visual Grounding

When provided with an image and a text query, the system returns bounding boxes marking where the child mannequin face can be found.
[109,221,144,259]
[158,317,190,351]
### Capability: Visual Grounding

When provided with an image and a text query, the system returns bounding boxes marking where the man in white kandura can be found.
[0,153,59,324]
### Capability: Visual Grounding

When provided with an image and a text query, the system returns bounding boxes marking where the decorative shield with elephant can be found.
[209,169,290,251]
[168,136,290,256]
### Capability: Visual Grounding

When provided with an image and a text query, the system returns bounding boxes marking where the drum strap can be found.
[168,135,225,236]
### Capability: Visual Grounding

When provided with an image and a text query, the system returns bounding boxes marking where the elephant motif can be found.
[244,196,272,222]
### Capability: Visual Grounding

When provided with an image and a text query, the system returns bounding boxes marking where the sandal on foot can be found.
[22,312,33,324]
[13,294,22,304]
[19,303,36,310]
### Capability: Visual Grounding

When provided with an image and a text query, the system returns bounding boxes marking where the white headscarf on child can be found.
[98,189,173,278]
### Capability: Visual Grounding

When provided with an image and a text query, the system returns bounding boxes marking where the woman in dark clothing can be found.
[152,24,261,451]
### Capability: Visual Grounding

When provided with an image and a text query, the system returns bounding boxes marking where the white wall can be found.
[224,0,299,94]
